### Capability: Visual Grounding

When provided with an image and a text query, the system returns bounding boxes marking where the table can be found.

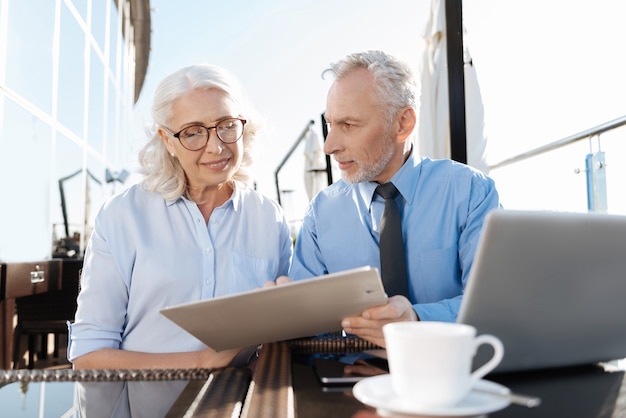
[0,343,292,418]
[288,336,626,418]
[1,337,625,417]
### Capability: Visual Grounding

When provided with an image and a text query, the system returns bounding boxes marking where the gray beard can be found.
[341,137,396,184]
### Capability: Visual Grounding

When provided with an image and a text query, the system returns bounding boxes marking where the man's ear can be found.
[395,107,417,143]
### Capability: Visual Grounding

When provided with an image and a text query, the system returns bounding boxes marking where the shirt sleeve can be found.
[277,210,294,277]
[68,211,129,360]
[289,202,327,280]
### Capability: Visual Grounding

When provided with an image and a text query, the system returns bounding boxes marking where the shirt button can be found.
[204,248,212,255]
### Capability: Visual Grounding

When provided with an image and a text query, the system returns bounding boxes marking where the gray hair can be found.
[138,64,260,200]
[324,50,417,123]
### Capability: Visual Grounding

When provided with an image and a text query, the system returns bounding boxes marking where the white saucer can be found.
[352,375,510,418]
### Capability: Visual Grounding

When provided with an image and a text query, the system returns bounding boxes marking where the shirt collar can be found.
[358,148,422,209]
[229,184,242,211]
[389,148,421,206]
[165,182,241,210]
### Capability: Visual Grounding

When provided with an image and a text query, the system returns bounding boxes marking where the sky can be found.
[131,0,626,220]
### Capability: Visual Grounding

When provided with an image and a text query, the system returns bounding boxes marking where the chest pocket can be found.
[416,246,461,301]
[229,252,279,293]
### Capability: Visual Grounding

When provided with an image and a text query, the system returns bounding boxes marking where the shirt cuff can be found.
[229,344,263,367]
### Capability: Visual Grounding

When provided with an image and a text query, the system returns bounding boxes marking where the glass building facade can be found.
[0,0,150,261]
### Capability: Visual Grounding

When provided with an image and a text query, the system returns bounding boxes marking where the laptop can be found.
[161,266,387,351]
[457,209,626,373]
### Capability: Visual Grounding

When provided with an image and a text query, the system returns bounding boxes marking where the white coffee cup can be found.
[383,321,504,409]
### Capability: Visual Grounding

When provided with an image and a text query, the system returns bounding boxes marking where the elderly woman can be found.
[68,64,292,370]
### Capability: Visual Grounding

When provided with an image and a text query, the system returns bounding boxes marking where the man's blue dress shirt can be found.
[290,152,501,322]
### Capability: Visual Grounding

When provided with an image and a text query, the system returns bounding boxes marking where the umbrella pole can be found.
[445,0,467,164]
[320,113,333,186]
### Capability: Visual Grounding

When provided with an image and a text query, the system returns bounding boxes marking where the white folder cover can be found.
[160,266,387,351]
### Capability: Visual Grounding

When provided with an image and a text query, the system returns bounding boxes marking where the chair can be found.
[11,259,82,369]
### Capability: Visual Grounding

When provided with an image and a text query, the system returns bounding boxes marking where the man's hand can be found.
[341,295,418,347]
[262,275,293,288]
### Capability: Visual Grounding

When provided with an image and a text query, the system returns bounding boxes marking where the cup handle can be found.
[470,334,504,383]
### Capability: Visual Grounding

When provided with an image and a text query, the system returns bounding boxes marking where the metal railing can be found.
[488,115,626,213]
[489,115,626,170]
[274,120,315,206]
[277,114,626,221]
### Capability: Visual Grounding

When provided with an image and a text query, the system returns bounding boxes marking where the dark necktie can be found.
[375,183,409,298]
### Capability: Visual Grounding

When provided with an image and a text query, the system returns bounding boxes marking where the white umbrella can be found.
[303,126,327,201]
[418,0,489,173]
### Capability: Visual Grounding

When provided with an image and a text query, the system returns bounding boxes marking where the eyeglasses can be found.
[164,118,247,150]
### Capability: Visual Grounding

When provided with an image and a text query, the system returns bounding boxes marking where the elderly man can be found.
[286,50,501,348]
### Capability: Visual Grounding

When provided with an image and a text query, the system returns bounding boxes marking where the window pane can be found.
[0,99,52,260]
[86,157,105,248]
[58,3,86,137]
[91,0,108,54]
[109,1,120,75]
[88,49,105,153]
[53,135,85,255]
[106,81,119,161]
[4,0,55,113]
[70,0,88,23]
